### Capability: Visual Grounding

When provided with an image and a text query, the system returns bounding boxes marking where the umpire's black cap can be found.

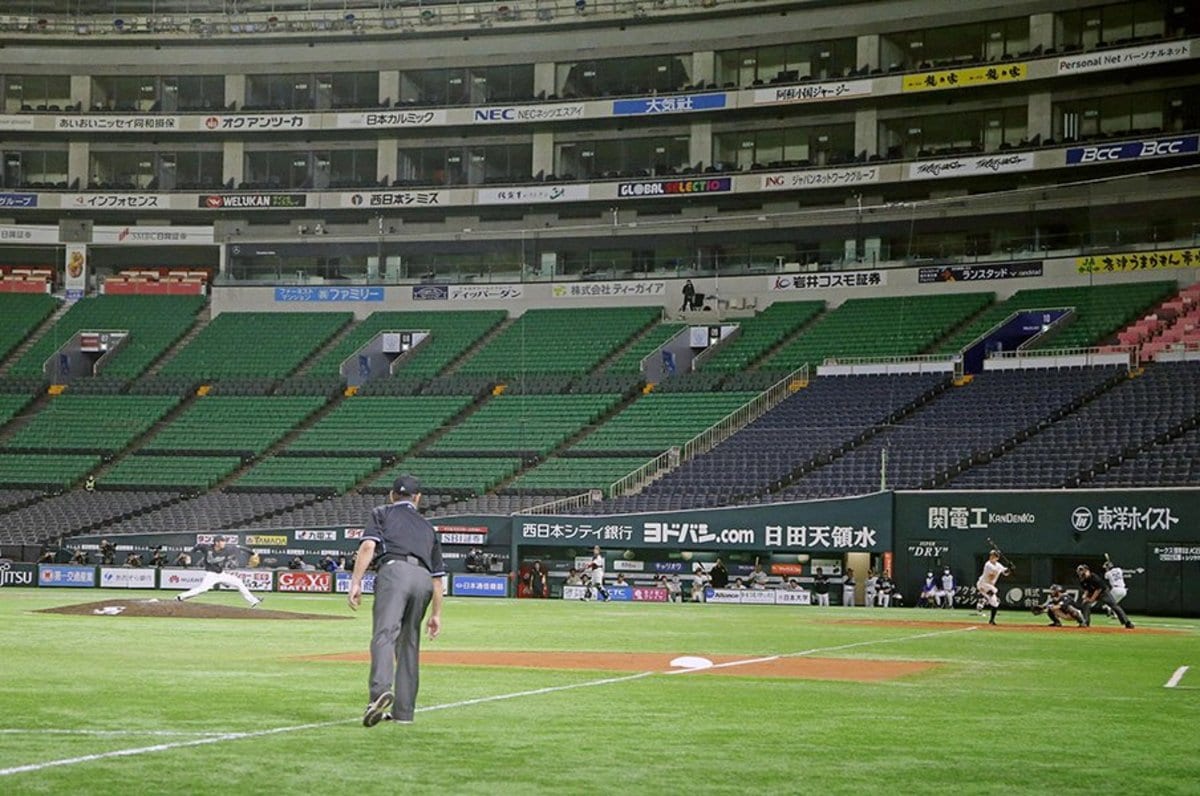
[392,474,422,495]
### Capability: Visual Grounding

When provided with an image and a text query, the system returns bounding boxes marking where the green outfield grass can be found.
[0,590,1196,795]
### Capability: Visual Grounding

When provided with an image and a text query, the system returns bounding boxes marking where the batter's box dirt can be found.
[37,598,348,621]
[303,650,938,682]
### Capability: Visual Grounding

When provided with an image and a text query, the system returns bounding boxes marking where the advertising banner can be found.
[0,193,38,209]
[451,574,508,597]
[617,177,732,198]
[476,185,590,205]
[38,564,97,588]
[761,167,880,191]
[632,586,669,602]
[435,524,489,546]
[1065,134,1198,165]
[449,284,524,301]
[902,62,1027,92]
[769,270,886,292]
[98,567,156,589]
[340,190,443,209]
[918,261,1043,283]
[274,287,385,302]
[612,559,645,572]
[230,569,274,592]
[1056,39,1192,75]
[0,561,37,588]
[516,492,891,553]
[1076,247,1200,274]
[753,80,872,105]
[472,103,585,124]
[198,193,306,209]
[335,571,376,594]
[612,92,726,115]
[295,530,339,542]
[64,243,87,302]
[551,280,666,299]
[200,113,312,132]
[277,571,332,593]
[65,193,162,210]
[92,225,215,245]
[0,224,59,244]
[906,153,1034,180]
[775,590,811,605]
[55,115,180,131]
[159,567,208,590]
[335,109,446,129]
[707,588,743,604]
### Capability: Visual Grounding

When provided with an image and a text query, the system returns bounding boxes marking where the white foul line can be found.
[0,625,972,777]
[1164,665,1189,688]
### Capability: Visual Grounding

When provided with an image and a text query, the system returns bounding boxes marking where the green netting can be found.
[3,395,179,452]
[309,310,506,378]
[457,306,659,377]
[160,311,351,380]
[762,292,993,369]
[699,300,824,373]
[285,395,473,455]
[936,282,1176,354]
[231,455,380,493]
[141,396,327,455]
[429,393,621,455]
[0,293,58,361]
[605,322,687,374]
[101,455,242,489]
[370,456,522,495]
[505,456,656,495]
[10,295,206,378]
[570,391,759,454]
[0,453,100,487]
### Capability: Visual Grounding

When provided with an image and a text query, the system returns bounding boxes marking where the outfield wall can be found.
[12,488,1198,615]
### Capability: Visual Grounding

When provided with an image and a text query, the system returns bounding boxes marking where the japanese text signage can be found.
[199,194,306,209]
[551,280,666,299]
[1056,39,1193,75]
[516,492,891,552]
[918,261,1043,283]
[753,80,871,105]
[1076,247,1200,274]
[612,92,727,116]
[770,270,886,291]
[902,62,1027,92]
[274,287,384,302]
[38,564,96,588]
[472,103,584,124]
[761,167,879,191]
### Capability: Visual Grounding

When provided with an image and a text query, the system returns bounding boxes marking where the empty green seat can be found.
[141,396,327,455]
[160,311,351,380]
[4,395,179,453]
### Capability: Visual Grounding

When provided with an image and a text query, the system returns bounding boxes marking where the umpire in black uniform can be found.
[348,475,445,726]
[1076,564,1134,629]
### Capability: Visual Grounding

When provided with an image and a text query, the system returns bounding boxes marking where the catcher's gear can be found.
[1031,605,1046,616]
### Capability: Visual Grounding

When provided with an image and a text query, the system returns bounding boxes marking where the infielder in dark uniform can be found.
[1076,564,1134,629]
[348,475,445,727]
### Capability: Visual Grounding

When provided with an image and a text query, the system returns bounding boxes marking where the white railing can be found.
[607,363,809,497]
[0,0,792,39]
[816,353,962,378]
[1152,341,1200,362]
[985,345,1139,372]
[513,488,602,515]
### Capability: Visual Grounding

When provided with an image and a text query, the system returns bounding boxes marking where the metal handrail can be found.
[607,363,808,497]
[987,344,1140,371]
[512,488,601,515]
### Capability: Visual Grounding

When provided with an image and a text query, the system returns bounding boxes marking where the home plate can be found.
[669,655,714,671]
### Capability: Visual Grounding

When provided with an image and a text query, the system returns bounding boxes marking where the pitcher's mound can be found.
[37,598,348,620]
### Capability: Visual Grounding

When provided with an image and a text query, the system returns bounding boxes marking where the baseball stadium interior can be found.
[0,0,1197,613]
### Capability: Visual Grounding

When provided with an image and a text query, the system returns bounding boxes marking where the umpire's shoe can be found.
[363,691,394,728]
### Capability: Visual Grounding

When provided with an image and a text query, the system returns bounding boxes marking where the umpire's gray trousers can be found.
[370,557,434,721]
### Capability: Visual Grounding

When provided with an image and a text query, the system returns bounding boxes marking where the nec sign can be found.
[1065,135,1198,165]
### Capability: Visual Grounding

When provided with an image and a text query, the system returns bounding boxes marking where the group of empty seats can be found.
[429,393,621,456]
[1109,283,1200,361]
[0,294,59,362]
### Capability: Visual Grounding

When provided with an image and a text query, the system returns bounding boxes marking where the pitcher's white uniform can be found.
[976,559,1006,608]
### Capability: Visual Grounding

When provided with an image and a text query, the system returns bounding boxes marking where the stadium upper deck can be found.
[0,0,1196,284]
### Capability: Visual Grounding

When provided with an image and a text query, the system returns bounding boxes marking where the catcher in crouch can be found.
[1032,584,1085,627]
[976,549,1011,626]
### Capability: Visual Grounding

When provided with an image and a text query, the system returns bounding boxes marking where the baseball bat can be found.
[986,537,1015,572]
